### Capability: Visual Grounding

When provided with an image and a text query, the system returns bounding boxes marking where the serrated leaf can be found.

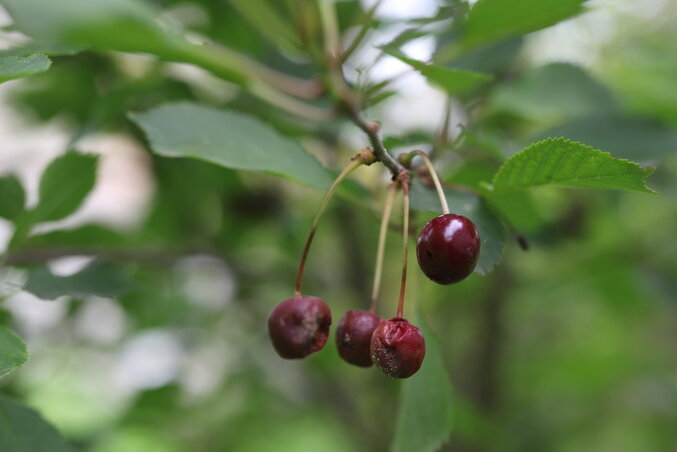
[392,323,453,452]
[0,327,28,378]
[535,115,677,161]
[384,50,492,95]
[410,179,506,275]
[0,174,25,220]
[461,0,586,50]
[491,63,617,123]
[130,103,332,189]
[24,261,131,300]
[491,138,656,194]
[33,152,98,222]
[0,54,51,83]
[0,395,73,452]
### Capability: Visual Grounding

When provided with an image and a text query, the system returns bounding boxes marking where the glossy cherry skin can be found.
[268,296,331,359]
[370,317,425,378]
[335,309,381,367]
[416,213,481,285]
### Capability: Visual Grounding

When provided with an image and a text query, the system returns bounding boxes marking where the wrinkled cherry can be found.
[370,317,425,378]
[416,213,480,285]
[335,309,381,367]
[268,296,331,359]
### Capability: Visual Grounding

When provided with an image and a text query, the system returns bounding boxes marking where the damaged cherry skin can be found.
[416,213,481,285]
[335,309,381,367]
[268,296,332,359]
[370,317,425,378]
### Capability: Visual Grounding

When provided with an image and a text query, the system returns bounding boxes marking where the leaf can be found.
[0,41,83,57]
[0,395,73,452]
[410,179,506,275]
[535,116,677,161]
[33,152,98,222]
[0,327,28,378]
[384,50,492,95]
[0,175,25,220]
[392,323,454,452]
[130,102,332,189]
[225,0,300,55]
[0,0,179,56]
[491,138,656,194]
[0,0,249,86]
[23,261,131,300]
[0,54,51,83]
[461,0,586,50]
[491,63,618,123]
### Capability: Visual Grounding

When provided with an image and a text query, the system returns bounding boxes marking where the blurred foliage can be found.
[0,1,675,452]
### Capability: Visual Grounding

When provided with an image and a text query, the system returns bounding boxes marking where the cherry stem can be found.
[413,150,449,215]
[369,182,397,313]
[294,152,372,298]
[396,178,410,318]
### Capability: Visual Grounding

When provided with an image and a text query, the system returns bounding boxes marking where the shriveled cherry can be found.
[267,296,331,359]
[335,309,381,367]
[370,317,425,378]
[416,213,480,285]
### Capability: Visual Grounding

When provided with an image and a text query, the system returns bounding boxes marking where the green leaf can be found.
[392,323,454,452]
[0,395,73,452]
[0,327,28,378]
[491,138,657,194]
[0,54,51,83]
[491,63,617,123]
[384,50,492,95]
[0,0,179,56]
[410,180,506,275]
[461,0,586,50]
[130,103,332,189]
[0,0,249,86]
[33,152,98,222]
[535,116,677,161]
[225,0,300,55]
[23,261,131,300]
[0,175,25,220]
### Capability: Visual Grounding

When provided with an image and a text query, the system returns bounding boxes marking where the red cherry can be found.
[370,317,425,378]
[416,213,480,285]
[267,296,331,359]
[335,309,381,367]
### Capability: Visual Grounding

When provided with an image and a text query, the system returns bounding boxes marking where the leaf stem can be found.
[294,149,375,298]
[369,182,397,312]
[396,174,410,318]
[341,0,383,63]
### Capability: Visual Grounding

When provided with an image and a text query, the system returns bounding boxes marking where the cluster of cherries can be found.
[268,149,480,378]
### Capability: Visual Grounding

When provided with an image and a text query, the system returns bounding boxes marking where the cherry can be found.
[267,296,331,359]
[370,317,425,378]
[335,309,381,367]
[416,213,480,285]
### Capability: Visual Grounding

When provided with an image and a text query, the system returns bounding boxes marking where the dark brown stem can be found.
[346,108,406,177]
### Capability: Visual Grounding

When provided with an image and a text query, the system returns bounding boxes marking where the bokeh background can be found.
[0,0,675,451]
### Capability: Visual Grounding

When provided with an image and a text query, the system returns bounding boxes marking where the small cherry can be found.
[370,317,425,378]
[416,213,480,285]
[335,309,381,367]
[268,296,331,359]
